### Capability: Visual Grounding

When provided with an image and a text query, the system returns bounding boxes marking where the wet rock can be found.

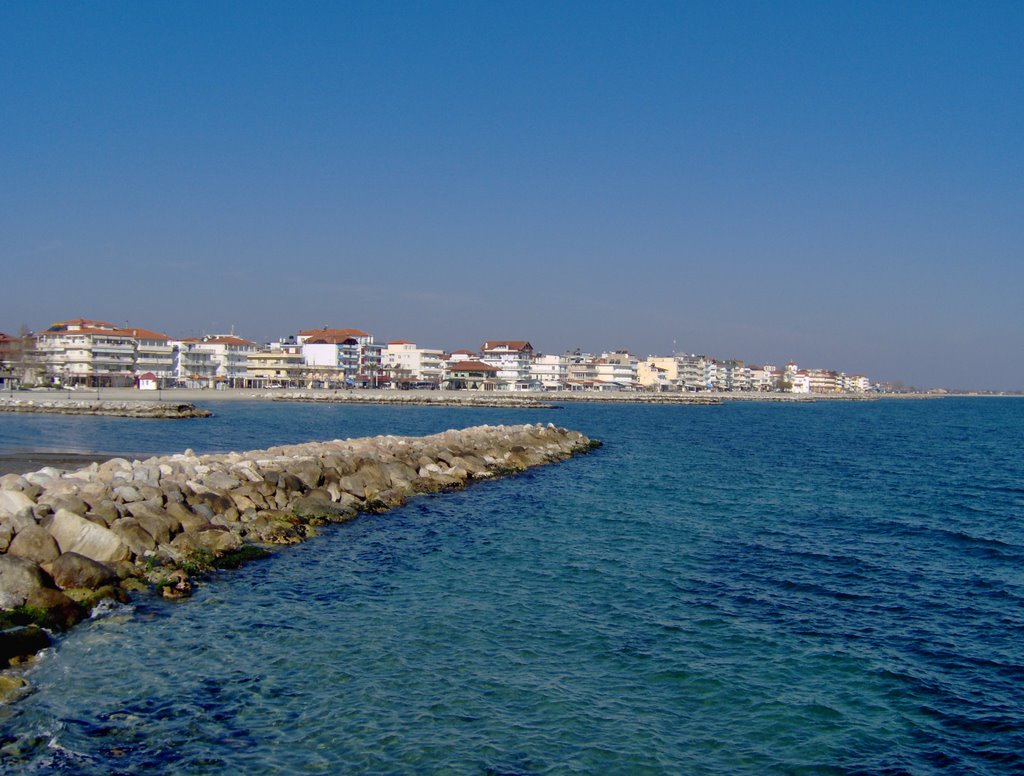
[110,518,157,557]
[161,569,192,599]
[6,525,60,565]
[0,626,50,667]
[126,504,179,546]
[0,555,52,608]
[50,552,119,590]
[0,674,28,703]
[25,587,85,631]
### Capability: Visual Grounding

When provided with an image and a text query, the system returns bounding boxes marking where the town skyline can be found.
[3,314,878,389]
[3,4,1022,390]
[0,311,1013,392]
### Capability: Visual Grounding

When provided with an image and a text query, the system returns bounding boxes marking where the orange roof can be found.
[299,327,369,339]
[482,340,532,352]
[388,339,414,345]
[448,360,499,373]
[122,327,170,340]
[46,318,119,331]
[38,326,131,337]
[138,372,158,380]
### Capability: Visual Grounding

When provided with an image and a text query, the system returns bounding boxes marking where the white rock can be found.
[46,508,130,564]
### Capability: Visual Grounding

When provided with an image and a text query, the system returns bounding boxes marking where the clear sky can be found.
[2,2,1022,389]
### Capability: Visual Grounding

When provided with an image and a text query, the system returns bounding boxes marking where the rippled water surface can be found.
[1,398,1023,773]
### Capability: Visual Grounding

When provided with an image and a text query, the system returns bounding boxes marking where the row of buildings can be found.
[0,319,872,394]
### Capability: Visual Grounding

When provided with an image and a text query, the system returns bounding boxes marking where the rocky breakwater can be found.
[0,397,212,419]
[0,423,598,692]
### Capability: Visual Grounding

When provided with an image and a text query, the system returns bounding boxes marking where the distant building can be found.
[299,327,383,386]
[443,360,499,390]
[638,356,679,391]
[123,327,175,380]
[191,335,258,387]
[36,319,143,387]
[530,353,568,390]
[137,372,159,390]
[480,341,535,390]
[594,351,638,390]
[243,344,306,388]
[170,339,219,388]
[382,340,445,387]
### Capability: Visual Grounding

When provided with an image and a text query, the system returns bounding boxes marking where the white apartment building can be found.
[480,341,536,390]
[844,374,871,392]
[594,351,639,390]
[123,327,175,379]
[565,353,598,390]
[35,319,152,387]
[299,327,383,385]
[676,354,715,391]
[189,335,258,386]
[382,340,445,386]
[171,340,219,388]
[530,353,568,390]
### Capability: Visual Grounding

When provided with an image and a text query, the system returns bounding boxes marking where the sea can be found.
[0,397,1021,774]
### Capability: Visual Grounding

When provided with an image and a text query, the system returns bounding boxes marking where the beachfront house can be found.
[443,360,499,390]
[480,341,536,390]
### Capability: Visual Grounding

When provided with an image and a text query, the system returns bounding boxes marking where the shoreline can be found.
[0,386,954,408]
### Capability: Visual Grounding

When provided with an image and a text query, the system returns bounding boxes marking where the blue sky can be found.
[2,1,1022,389]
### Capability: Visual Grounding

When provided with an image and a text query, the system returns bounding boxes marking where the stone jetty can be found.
[0,424,598,683]
[0,397,211,419]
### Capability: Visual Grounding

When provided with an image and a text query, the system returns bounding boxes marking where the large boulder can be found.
[0,489,35,518]
[110,518,157,557]
[0,555,52,608]
[25,587,85,631]
[125,504,180,545]
[46,508,131,564]
[50,552,119,590]
[7,524,61,564]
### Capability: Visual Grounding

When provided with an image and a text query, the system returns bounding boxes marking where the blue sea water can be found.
[0,398,1022,774]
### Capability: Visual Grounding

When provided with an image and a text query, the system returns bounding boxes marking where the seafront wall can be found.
[0,424,598,683]
[0,397,211,419]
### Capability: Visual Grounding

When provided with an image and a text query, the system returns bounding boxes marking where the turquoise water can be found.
[1,398,1022,773]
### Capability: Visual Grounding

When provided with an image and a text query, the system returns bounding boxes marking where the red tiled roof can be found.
[138,372,158,380]
[482,340,532,352]
[387,340,414,345]
[46,318,119,332]
[448,360,499,373]
[122,327,170,341]
[38,326,131,337]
